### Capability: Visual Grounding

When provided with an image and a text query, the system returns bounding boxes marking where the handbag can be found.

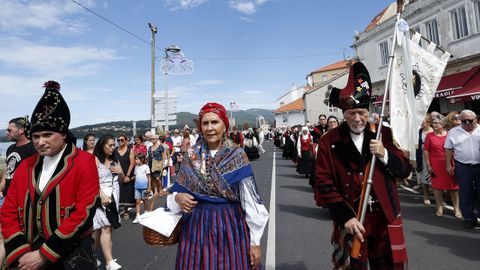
[152,159,163,172]
[103,196,121,230]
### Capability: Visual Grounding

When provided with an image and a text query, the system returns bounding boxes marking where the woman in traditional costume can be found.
[168,102,269,270]
[244,128,260,160]
[282,129,292,158]
[296,126,313,177]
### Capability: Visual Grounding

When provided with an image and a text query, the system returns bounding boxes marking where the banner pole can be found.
[351,11,402,259]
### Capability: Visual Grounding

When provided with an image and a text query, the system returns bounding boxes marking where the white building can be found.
[275,83,304,107]
[303,60,352,123]
[274,84,307,127]
[353,0,480,114]
[273,98,305,127]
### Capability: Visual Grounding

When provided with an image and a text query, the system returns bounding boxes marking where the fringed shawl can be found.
[169,137,262,204]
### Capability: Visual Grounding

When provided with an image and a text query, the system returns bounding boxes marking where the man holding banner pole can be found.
[315,61,411,270]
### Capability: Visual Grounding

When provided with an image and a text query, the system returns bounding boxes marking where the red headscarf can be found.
[198,102,230,132]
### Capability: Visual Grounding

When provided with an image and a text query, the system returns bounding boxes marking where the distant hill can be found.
[69,109,274,139]
[0,109,274,141]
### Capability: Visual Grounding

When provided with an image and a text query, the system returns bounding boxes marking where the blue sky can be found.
[0,0,393,128]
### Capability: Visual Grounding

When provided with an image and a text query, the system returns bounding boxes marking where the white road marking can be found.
[265,151,276,270]
[400,184,455,211]
[399,184,420,194]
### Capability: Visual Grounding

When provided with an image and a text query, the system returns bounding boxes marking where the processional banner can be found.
[389,19,450,160]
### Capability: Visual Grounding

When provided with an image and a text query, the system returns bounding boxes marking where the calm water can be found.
[0,139,84,157]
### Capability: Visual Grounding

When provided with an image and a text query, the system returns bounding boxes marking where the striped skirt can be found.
[176,202,251,270]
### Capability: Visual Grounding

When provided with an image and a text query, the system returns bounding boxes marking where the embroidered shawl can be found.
[169,137,261,204]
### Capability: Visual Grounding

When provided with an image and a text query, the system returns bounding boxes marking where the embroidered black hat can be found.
[30,81,71,134]
[329,62,373,111]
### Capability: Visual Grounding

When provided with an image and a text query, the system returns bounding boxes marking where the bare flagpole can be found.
[350,0,404,259]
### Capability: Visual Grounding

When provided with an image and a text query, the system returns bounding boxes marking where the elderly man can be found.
[315,62,411,269]
[445,109,480,229]
[0,81,99,270]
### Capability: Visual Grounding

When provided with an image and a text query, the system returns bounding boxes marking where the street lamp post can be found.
[148,23,158,128]
[164,45,180,132]
[229,101,235,128]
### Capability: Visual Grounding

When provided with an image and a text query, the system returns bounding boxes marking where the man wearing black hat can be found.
[314,62,411,269]
[1,81,99,270]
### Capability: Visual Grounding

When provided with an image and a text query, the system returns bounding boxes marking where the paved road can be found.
[272,141,480,270]
[109,141,480,269]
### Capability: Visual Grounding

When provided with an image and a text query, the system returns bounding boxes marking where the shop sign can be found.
[435,90,454,98]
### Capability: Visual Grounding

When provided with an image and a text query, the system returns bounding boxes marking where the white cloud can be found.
[240,16,254,23]
[229,1,256,15]
[229,0,271,15]
[0,37,119,78]
[0,75,46,98]
[165,0,208,10]
[255,0,269,4]
[0,0,94,36]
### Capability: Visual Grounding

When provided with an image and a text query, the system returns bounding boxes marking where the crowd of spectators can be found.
[273,110,480,229]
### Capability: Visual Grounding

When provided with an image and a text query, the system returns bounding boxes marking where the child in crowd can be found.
[132,153,151,224]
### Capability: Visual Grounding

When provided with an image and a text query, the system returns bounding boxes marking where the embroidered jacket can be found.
[315,122,411,225]
[0,143,99,266]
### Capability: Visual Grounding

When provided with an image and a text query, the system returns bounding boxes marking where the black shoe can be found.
[463,221,479,229]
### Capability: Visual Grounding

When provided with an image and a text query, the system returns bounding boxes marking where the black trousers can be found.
[13,236,98,270]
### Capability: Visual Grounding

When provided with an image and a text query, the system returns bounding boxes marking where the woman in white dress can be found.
[92,134,124,270]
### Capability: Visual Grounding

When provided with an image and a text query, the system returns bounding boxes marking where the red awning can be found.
[435,65,480,98]
[437,67,476,92]
[447,69,480,102]
[374,65,480,105]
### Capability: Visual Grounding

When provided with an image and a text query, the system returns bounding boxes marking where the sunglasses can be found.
[117,139,125,142]
[461,119,475,124]
[452,115,460,120]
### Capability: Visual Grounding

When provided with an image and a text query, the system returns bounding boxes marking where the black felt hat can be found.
[329,62,372,111]
[30,81,70,134]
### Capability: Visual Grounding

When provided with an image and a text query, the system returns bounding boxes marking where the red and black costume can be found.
[1,144,99,267]
[0,81,99,269]
[311,124,327,144]
[315,123,410,269]
[315,62,410,269]
[296,133,313,175]
[229,131,244,147]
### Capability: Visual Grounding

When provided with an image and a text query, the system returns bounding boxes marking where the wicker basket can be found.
[143,221,181,246]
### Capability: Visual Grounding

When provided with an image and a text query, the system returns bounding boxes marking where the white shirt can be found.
[168,150,269,245]
[39,145,67,191]
[171,135,182,153]
[144,140,153,150]
[350,131,389,164]
[444,125,480,164]
[192,134,199,145]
